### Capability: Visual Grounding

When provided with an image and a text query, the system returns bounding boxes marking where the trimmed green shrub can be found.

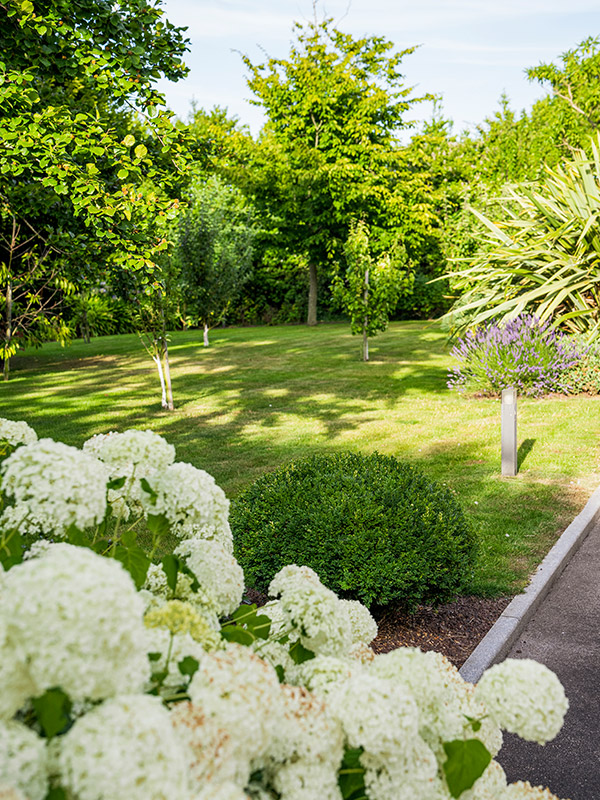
[231,452,477,609]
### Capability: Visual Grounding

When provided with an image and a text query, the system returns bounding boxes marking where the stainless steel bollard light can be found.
[501,387,517,476]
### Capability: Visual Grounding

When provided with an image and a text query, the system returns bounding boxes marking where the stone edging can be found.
[459,484,600,684]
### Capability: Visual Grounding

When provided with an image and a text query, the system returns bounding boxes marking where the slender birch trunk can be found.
[153,353,167,408]
[203,322,209,347]
[161,311,174,411]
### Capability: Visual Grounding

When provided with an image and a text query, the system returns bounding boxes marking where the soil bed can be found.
[371,595,512,668]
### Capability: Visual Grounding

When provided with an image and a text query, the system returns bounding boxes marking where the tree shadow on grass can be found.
[2,325,452,449]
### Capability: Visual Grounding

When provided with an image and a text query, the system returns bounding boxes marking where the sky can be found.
[155,0,600,137]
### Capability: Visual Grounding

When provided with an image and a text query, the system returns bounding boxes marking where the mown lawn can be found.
[3,320,599,597]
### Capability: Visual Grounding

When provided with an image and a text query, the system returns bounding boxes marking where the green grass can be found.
[3,320,600,598]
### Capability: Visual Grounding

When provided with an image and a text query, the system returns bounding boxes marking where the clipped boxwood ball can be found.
[231,452,477,609]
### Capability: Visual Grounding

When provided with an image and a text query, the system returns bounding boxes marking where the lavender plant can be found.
[447,314,582,397]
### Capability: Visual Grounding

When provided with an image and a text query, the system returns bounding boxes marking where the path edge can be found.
[460,485,600,684]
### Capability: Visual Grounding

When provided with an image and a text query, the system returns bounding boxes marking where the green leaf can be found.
[45,789,67,800]
[113,544,150,589]
[140,477,157,503]
[289,640,316,665]
[249,614,271,640]
[147,513,170,538]
[117,168,129,180]
[221,625,254,646]
[338,746,366,800]
[148,651,162,662]
[134,144,148,159]
[64,525,91,548]
[107,475,126,491]
[0,529,24,569]
[443,739,492,798]
[123,134,135,147]
[178,655,199,678]
[121,528,137,548]
[275,664,285,683]
[162,553,179,592]
[32,688,72,739]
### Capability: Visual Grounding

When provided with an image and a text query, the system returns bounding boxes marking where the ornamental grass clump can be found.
[0,416,572,800]
[447,314,582,397]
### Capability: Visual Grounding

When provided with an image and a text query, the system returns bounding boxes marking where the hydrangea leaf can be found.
[338,746,366,800]
[147,513,170,538]
[289,639,316,665]
[443,738,491,798]
[114,544,150,589]
[0,528,24,569]
[162,553,179,592]
[221,625,254,646]
[32,687,72,739]
[178,656,199,678]
[107,476,127,491]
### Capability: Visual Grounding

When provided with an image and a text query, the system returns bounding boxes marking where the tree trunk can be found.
[153,353,167,409]
[161,313,174,411]
[307,262,318,326]
[362,266,369,362]
[203,322,209,347]
[3,278,12,381]
[82,307,90,344]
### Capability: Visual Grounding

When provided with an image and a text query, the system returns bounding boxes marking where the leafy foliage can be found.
[231,452,477,609]
[443,135,600,338]
[176,175,256,342]
[332,220,411,360]
[242,16,427,324]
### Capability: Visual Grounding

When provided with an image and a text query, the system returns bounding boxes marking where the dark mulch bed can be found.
[371,595,512,668]
[245,588,512,669]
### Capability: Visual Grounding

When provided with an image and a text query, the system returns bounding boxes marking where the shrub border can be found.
[460,485,600,683]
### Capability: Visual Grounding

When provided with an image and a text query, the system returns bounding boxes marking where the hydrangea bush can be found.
[0,417,570,800]
[447,314,582,397]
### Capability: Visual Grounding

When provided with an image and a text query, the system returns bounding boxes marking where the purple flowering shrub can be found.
[447,314,583,397]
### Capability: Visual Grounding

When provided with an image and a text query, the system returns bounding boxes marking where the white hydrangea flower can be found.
[141,462,230,542]
[83,429,176,517]
[327,672,420,758]
[348,641,376,663]
[195,782,250,800]
[460,760,507,800]
[175,538,244,616]
[268,565,323,595]
[360,739,439,800]
[0,439,108,535]
[371,648,502,759]
[271,760,343,800]
[252,637,295,679]
[501,783,563,800]
[1,544,150,702]
[268,565,352,657]
[145,628,209,693]
[0,418,37,447]
[0,574,36,720]
[266,685,344,767]
[140,562,219,617]
[0,786,28,800]
[58,694,190,800]
[186,644,284,785]
[170,701,242,788]
[476,659,568,744]
[291,655,359,695]
[0,721,47,800]
[339,599,378,645]
[259,600,290,638]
